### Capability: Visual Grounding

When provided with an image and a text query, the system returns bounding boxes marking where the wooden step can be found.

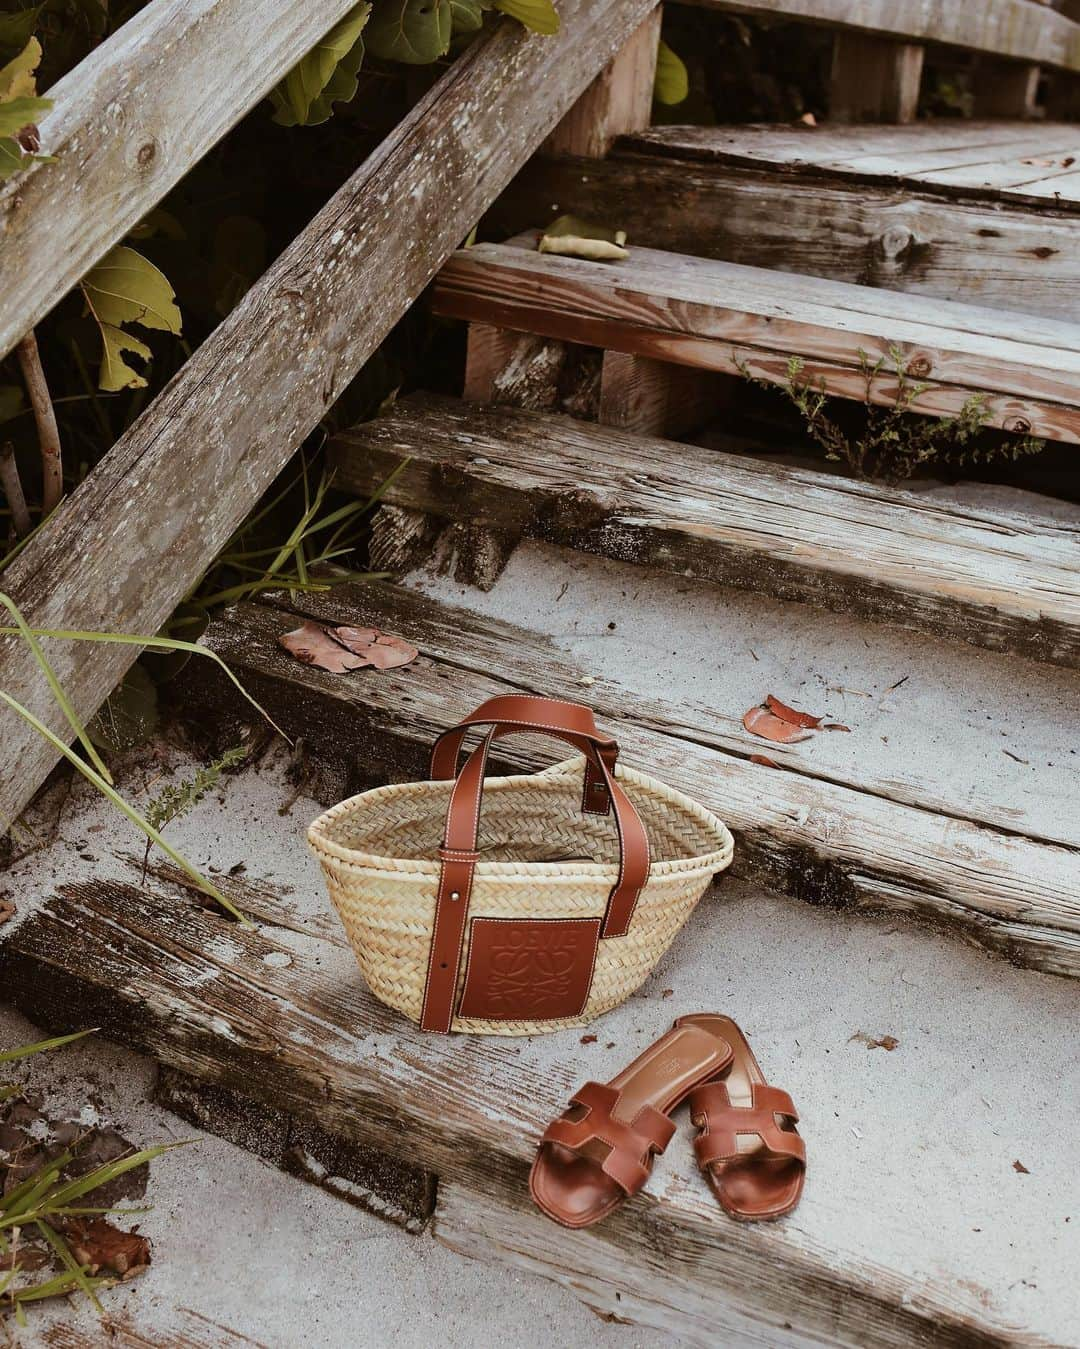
[677,0,1080,70]
[432,237,1080,443]
[328,393,1080,668]
[173,579,1080,975]
[2,739,1077,1346]
[492,124,1080,319]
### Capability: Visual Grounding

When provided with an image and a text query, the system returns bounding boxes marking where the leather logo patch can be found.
[457,917,601,1021]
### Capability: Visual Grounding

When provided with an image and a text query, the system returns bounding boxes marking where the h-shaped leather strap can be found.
[419,696,651,1033]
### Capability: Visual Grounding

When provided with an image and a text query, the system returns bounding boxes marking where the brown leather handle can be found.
[419,696,651,1034]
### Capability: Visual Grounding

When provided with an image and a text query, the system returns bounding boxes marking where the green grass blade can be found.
[0,595,114,787]
[0,1029,96,1065]
[0,692,250,926]
[0,621,291,746]
[43,1142,182,1209]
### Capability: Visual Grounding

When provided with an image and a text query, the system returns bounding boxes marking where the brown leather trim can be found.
[419,696,652,1033]
[457,916,601,1021]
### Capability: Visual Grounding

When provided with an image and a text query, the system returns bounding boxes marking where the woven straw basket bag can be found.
[309,695,733,1035]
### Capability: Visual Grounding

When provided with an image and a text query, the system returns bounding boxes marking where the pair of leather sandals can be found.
[530,1014,805,1228]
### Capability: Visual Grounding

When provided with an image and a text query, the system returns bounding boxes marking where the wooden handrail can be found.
[0,0,360,361]
[0,0,660,831]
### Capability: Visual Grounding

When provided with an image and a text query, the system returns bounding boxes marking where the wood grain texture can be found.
[432,238,1080,441]
[544,5,662,157]
[180,585,1080,975]
[829,34,924,123]
[330,394,1080,668]
[492,144,1080,318]
[628,122,1080,202]
[0,0,360,361]
[676,0,1080,69]
[0,0,659,833]
[4,871,1065,1347]
[973,59,1043,117]
[598,350,724,435]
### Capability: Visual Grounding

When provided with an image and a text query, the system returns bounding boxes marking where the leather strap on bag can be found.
[419,696,651,1034]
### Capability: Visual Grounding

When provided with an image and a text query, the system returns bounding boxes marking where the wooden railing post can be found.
[544,4,662,157]
[973,59,1042,117]
[829,33,924,123]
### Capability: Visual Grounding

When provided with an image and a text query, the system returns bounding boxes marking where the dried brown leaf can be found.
[743,705,813,744]
[580,1034,597,1045]
[750,754,780,768]
[766,694,822,728]
[279,621,368,673]
[823,722,851,733]
[1013,1159,1030,1175]
[61,1217,151,1277]
[329,625,418,670]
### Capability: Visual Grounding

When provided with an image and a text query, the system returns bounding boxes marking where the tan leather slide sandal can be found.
[687,1016,805,1222]
[529,1014,734,1229]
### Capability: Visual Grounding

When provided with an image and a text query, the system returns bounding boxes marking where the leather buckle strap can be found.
[419,697,651,1033]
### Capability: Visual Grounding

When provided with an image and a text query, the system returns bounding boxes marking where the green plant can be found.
[737,346,1046,482]
[141,744,249,881]
[0,1030,184,1327]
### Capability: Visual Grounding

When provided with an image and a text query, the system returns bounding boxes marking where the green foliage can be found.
[270,3,372,127]
[653,39,688,106]
[738,346,1046,483]
[449,0,486,33]
[366,0,452,64]
[492,0,559,35]
[79,245,183,391]
[144,744,249,835]
[0,37,53,182]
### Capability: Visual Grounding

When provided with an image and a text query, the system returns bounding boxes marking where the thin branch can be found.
[15,328,63,516]
[0,442,32,540]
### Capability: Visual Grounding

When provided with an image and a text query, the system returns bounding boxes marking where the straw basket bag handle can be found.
[419,695,651,1033]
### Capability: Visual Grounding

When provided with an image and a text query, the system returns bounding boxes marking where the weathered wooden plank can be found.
[490,144,1080,318]
[0,0,361,362]
[432,239,1080,441]
[624,122,1080,197]
[544,5,662,157]
[328,394,1080,670]
[0,0,659,834]
[973,59,1044,117]
[181,587,1080,974]
[598,350,723,435]
[2,860,1076,1345]
[676,0,1080,70]
[829,34,924,123]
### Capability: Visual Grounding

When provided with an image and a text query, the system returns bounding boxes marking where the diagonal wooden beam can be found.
[0,0,660,831]
[0,0,362,361]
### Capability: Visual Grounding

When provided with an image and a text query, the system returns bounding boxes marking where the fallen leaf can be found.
[823,722,851,733]
[766,694,822,729]
[329,625,418,670]
[0,896,13,926]
[1013,1159,1030,1175]
[539,214,629,261]
[580,1034,597,1045]
[749,754,780,768]
[62,1217,150,1277]
[849,1030,900,1051]
[279,621,368,673]
[743,705,813,744]
[798,111,817,126]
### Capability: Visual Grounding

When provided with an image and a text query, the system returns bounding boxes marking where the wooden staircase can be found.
[4,2,1078,1344]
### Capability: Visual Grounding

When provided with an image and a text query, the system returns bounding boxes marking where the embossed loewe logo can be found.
[485,923,584,1015]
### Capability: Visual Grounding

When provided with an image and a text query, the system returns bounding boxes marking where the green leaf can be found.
[366,0,451,64]
[96,322,152,391]
[539,214,628,260]
[492,0,558,36]
[0,95,50,137]
[270,3,371,126]
[653,39,688,106]
[81,245,181,390]
[0,135,50,183]
[450,0,486,33]
[0,383,23,423]
[0,36,42,101]
[88,660,159,752]
[81,245,182,335]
